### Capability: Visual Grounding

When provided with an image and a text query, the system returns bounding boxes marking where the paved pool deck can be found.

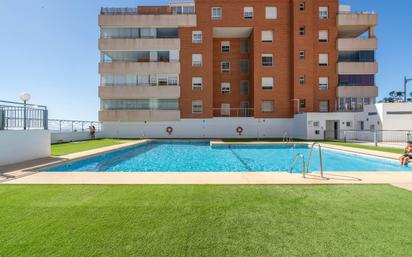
[1,140,411,191]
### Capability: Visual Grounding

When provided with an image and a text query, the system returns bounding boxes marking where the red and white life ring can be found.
[166,126,173,135]
[236,126,244,136]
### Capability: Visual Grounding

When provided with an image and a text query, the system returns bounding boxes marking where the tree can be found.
[380,91,407,103]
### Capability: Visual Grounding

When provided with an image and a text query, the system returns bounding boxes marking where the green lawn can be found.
[322,141,404,154]
[222,138,404,154]
[0,185,411,257]
[51,139,129,156]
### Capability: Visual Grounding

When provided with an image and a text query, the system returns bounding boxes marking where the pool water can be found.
[46,142,412,172]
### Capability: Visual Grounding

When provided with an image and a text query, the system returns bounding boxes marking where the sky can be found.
[0,0,411,121]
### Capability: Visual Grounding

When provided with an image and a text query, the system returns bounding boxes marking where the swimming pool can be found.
[45,141,412,172]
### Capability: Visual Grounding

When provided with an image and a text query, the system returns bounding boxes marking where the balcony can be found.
[337,86,378,98]
[99,86,180,100]
[337,13,377,37]
[99,7,196,27]
[337,62,378,75]
[337,38,377,51]
[99,62,180,74]
[99,110,180,122]
[99,38,180,51]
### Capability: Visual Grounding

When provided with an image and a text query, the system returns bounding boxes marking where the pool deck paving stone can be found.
[1,140,412,191]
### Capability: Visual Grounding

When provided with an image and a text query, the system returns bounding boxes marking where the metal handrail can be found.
[307,142,325,178]
[283,132,288,143]
[290,153,306,178]
[0,100,47,109]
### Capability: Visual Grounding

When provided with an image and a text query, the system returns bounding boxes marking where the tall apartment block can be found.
[98,0,378,138]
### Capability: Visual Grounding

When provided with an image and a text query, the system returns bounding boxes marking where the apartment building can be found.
[98,0,378,138]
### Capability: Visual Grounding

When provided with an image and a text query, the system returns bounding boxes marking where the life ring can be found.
[236,126,244,136]
[166,126,173,135]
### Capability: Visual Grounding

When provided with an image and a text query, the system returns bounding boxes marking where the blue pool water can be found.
[46,142,412,172]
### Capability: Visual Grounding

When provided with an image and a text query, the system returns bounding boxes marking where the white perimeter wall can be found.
[51,132,105,144]
[0,130,50,166]
[102,104,412,140]
[103,118,294,139]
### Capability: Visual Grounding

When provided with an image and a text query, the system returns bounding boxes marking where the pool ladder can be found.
[290,142,325,179]
[283,133,294,144]
[290,153,306,177]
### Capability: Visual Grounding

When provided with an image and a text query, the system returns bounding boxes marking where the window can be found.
[140,28,157,38]
[346,121,352,127]
[319,7,329,19]
[240,60,249,75]
[299,2,305,11]
[157,75,168,86]
[262,77,274,90]
[300,99,306,108]
[102,99,179,111]
[338,51,375,62]
[192,31,202,44]
[171,5,195,14]
[339,75,375,86]
[319,101,329,112]
[221,82,231,94]
[170,50,179,62]
[265,7,278,19]
[240,102,250,117]
[211,7,222,19]
[319,77,329,90]
[244,7,254,19]
[319,30,328,43]
[261,101,274,113]
[221,61,230,72]
[157,75,169,86]
[192,54,202,67]
[261,30,273,42]
[192,100,203,114]
[299,50,305,60]
[240,81,249,96]
[221,104,231,116]
[299,75,305,85]
[262,54,273,66]
[319,53,329,66]
[157,28,179,38]
[299,26,305,36]
[221,41,230,52]
[192,77,203,90]
[167,75,178,86]
[240,39,250,53]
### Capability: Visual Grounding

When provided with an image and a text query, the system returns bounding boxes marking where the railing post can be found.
[43,109,48,130]
[23,101,27,130]
[0,108,4,130]
[374,131,378,147]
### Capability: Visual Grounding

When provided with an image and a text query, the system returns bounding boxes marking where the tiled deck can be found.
[1,140,411,191]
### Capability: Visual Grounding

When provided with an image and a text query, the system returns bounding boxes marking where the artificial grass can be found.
[322,141,404,154]
[0,185,411,257]
[51,139,129,156]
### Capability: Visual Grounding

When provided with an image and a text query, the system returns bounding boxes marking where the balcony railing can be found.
[101,8,138,15]
[0,100,48,130]
[48,119,101,133]
[101,6,195,15]
[212,108,255,118]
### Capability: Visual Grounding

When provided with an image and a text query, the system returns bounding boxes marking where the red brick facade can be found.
[179,0,339,119]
